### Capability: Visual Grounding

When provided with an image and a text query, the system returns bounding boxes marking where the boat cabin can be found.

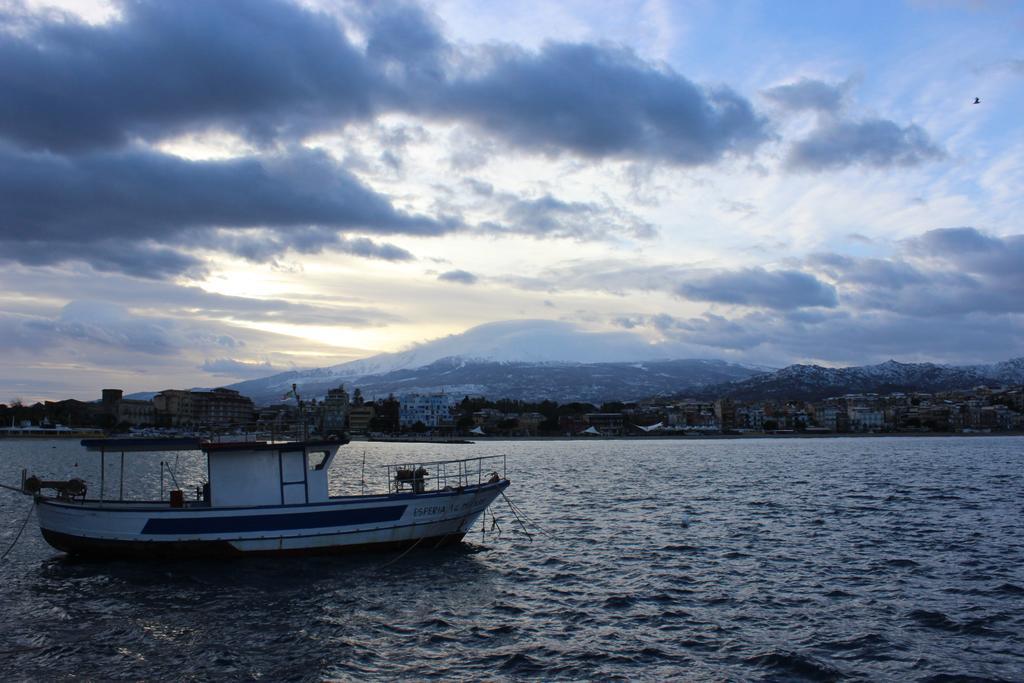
[78,438,344,507]
[204,441,340,506]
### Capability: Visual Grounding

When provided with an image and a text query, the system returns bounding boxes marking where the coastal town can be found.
[2,382,1022,438]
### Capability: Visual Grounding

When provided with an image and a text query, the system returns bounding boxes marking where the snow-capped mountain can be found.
[706,358,1024,401]
[222,320,1024,405]
[316,319,708,378]
[225,320,765,404]
[230,356,763,405]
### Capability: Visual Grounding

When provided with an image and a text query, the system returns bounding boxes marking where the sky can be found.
[1,0,1022,402]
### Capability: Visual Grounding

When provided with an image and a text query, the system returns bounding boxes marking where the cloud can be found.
[0,266,403,328]
[200,358,279,378]
[0,0,769,166]
[496,194,656,240]
[8,240,208,280]
[497,260,839,312]
[440,42,770,165]
[904,226,1024,278]
[801,228,1024,320]
[499,260,689,295]
[674,268,839,309]
[28,301,179,355]
[438,269,478,284]
[0,0,377,151]
[787,118,944,170]
[0,144,444,275]
[763,78,845,112]
[807,253,927,290]
[625,307,1024,365]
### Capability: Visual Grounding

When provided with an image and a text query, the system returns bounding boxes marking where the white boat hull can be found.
[36,481,509,558]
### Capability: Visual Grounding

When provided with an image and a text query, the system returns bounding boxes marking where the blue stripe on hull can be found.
[141,504,408,535]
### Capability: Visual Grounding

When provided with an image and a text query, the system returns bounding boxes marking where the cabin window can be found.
[308,450,329,470]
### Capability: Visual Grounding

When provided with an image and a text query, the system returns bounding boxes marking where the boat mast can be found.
[293,383,307,441]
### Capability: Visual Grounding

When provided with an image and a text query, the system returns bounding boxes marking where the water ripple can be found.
[0,436,1022,679]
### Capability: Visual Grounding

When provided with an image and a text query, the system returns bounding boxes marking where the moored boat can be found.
[17,437,509,558]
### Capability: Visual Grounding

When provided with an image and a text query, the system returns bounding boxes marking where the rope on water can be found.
[500,491,534,541]
[0,482,28,495]
[0,500,34,562]
[500,491,553,538]
[377,535,426,569]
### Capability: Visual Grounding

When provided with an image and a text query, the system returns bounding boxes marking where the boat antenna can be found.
[292,383,307,441]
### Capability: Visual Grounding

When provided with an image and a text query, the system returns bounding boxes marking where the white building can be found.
[848,406,884,432]
[399,393,455,428]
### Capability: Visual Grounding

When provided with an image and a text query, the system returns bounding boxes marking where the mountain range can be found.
[221,321,1024,405]
[703,357,1024,402]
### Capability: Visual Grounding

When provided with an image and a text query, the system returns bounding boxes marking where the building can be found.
[117,399,155,427]
[372,395,401,434]
[322,385,349,435]
[847,405,885,432]
[734,404,765,431]
[348,404,375,435]
[584,413,625,436]
[42,399,100,427]
[98,388,154,427]
[714,399,736,430]
[192,388,255,428]
[399,393,455,429]
[810,404,841,431]
[153,389,194,427]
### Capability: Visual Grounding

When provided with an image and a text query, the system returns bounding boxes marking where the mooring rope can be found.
[0,500,34,562]
[500,491,534,541]
[377,535,426,569]
[500,491,554,538]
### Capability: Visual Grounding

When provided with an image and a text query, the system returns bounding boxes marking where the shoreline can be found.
[356,431,1024,442]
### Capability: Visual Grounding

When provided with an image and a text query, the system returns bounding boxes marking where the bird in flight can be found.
[973,97,981,104]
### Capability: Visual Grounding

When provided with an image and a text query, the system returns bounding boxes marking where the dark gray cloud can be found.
[0,144,448,241]
[0,0,376,151]
[0,144,441,275]
[905,227,1024,278]
[675,268,839,309]
[0,0,769,166]
[439,42,769,164]
[8,239,207,280]
[763,78,845,112]
[641,312,772,351]
[623,307,1023,365]
[807,253,927,290]
[437,269,478,284]
[787,118,944,170]
[804,228,1024,318]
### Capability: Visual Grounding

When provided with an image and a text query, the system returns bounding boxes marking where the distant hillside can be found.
[229,357,763,405]
[221,320,1024,405]
[703,358,1024,402]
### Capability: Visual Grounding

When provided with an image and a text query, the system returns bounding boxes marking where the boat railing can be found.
[385,455,506,495]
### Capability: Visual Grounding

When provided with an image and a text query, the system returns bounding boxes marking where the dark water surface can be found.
[1,436,1022,681]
